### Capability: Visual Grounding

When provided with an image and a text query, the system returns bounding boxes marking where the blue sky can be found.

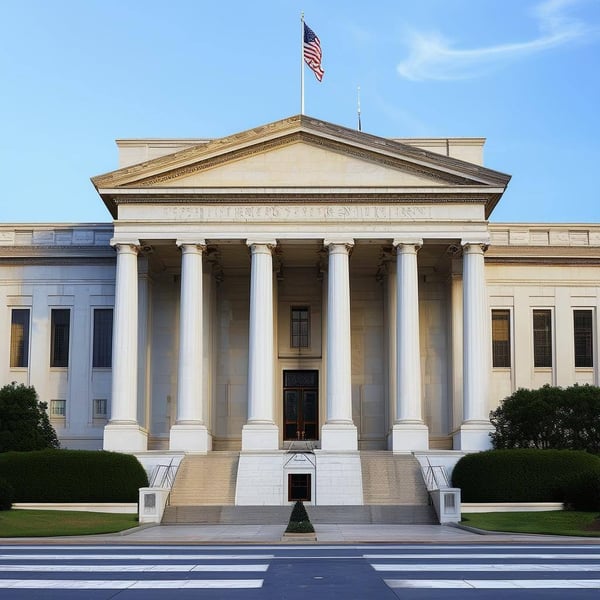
[1,0,599,223]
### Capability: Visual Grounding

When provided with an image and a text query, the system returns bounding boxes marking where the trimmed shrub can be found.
[0,450,148,502]
[0,477,14,511]
[490,384,600,453]
[563,472,600,511]
[451,449,600,503]
[285,501,315,534]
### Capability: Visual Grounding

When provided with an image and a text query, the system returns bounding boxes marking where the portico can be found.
[93,114,510,464]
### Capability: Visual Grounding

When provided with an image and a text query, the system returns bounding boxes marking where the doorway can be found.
[283,370,318,440]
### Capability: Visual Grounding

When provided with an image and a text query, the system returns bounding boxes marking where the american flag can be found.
[303,23,324,82]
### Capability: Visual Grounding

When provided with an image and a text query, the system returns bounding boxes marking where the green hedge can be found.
[0,477,14,511]
[451,449,600,503]
[0,450,148,503]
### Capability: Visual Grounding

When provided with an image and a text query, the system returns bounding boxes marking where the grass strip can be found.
[461,510,600,537]
[0,509,138,537]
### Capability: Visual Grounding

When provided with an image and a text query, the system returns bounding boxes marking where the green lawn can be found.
[0,510,139,537]
[461,511,600,537]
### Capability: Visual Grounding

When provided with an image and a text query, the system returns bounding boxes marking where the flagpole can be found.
[300,11,305,115]
[357,86,362,131]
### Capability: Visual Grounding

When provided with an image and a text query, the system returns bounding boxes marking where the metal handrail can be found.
[149,458,179,489]
[422,457,450,491]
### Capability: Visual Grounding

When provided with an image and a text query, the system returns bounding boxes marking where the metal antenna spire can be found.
[357,86,362,131]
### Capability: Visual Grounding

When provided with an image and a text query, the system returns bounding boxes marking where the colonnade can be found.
[103,237,491,453]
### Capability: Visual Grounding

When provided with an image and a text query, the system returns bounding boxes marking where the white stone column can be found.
[321,240,358,451]
[103,241,147,452]
[392,240,429,452]
[170,241,211,452]
[385,263,397,449]
[455,241,493,451]
[242,240,278,450]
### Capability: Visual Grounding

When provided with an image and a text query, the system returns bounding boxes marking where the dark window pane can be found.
[574,310,594,368]
[491,309,511,368]
[51,309,70,368]
[93,309,113,368]
[284,370,318,387]
[288,473,311,501]
[10,309,30,368]
[290,307,310,347]
[533,309,552,368]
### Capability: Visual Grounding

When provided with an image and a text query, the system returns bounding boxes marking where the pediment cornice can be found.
[93,115,510,190]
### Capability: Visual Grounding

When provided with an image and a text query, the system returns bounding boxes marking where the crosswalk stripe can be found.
[372,563,600,572]
[0,553,273,561]
[0,579,264,589]
[365,553,600,560]
[385,579,600,589]
[0,563,269,572]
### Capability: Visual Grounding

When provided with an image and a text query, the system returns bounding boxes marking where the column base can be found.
[320,423,358,451]
[453,421,494,451]
[169,423,212,452]
[103,422,147,452]
[241,423,279,451]
[390,422,429,452]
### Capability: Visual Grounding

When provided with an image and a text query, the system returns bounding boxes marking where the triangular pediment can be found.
[93,115,511,217]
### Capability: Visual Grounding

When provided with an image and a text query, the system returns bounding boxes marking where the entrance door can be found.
[283,370,318,440]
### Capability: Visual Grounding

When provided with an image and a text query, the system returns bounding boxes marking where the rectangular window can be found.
[10,309,30,368]
[93,398,108,419]
[574,309,594,368]
[491,309,511,368]
[288,473,311,502]
[50,309,70,368]
[93,308,113,368]
[291,307,310,348]
[50,399,66,418]
[533,309,552,368]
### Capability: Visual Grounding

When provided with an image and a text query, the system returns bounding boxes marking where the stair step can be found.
[168,452,240,506]
[162,504,436,525]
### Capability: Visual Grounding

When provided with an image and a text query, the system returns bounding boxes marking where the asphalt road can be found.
[0,543,600,599]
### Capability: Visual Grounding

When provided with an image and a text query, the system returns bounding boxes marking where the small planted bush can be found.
[285,501,315,534]
[452,449,600,503]
[0,450,148,503]
[0,477,14,511]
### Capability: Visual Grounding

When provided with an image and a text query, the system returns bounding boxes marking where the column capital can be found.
[393,238,423,252]
[110,239,140,254]
[176,239,206,252]
[323,239,354,254]
[246,239,277,253]
[461,239,489,253]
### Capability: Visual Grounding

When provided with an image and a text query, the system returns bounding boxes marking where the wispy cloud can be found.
[397,0,595,81]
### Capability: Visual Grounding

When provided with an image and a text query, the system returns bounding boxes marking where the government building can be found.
[1,115,598,506]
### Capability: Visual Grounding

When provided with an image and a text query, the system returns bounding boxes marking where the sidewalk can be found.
[3,523,600,545]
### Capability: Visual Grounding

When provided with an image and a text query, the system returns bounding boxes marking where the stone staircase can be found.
[163,452,240,523]
[359,451,435,522]
[162,451,436,524]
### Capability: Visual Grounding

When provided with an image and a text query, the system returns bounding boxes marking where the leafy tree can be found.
[0,383,60,452]
[490,384,600,453]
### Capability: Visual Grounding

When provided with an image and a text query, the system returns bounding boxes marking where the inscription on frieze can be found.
[0,232,16,245]
[164,205,433,222]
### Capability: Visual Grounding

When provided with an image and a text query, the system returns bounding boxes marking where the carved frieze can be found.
[160,204,434,222]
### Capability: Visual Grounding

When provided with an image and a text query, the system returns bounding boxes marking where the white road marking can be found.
[0,553,273,561]
[0,579,263,589]
[372,563,600,572]
[0,563,269,572]
[365,553,600,560]
[385,579,600,589]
